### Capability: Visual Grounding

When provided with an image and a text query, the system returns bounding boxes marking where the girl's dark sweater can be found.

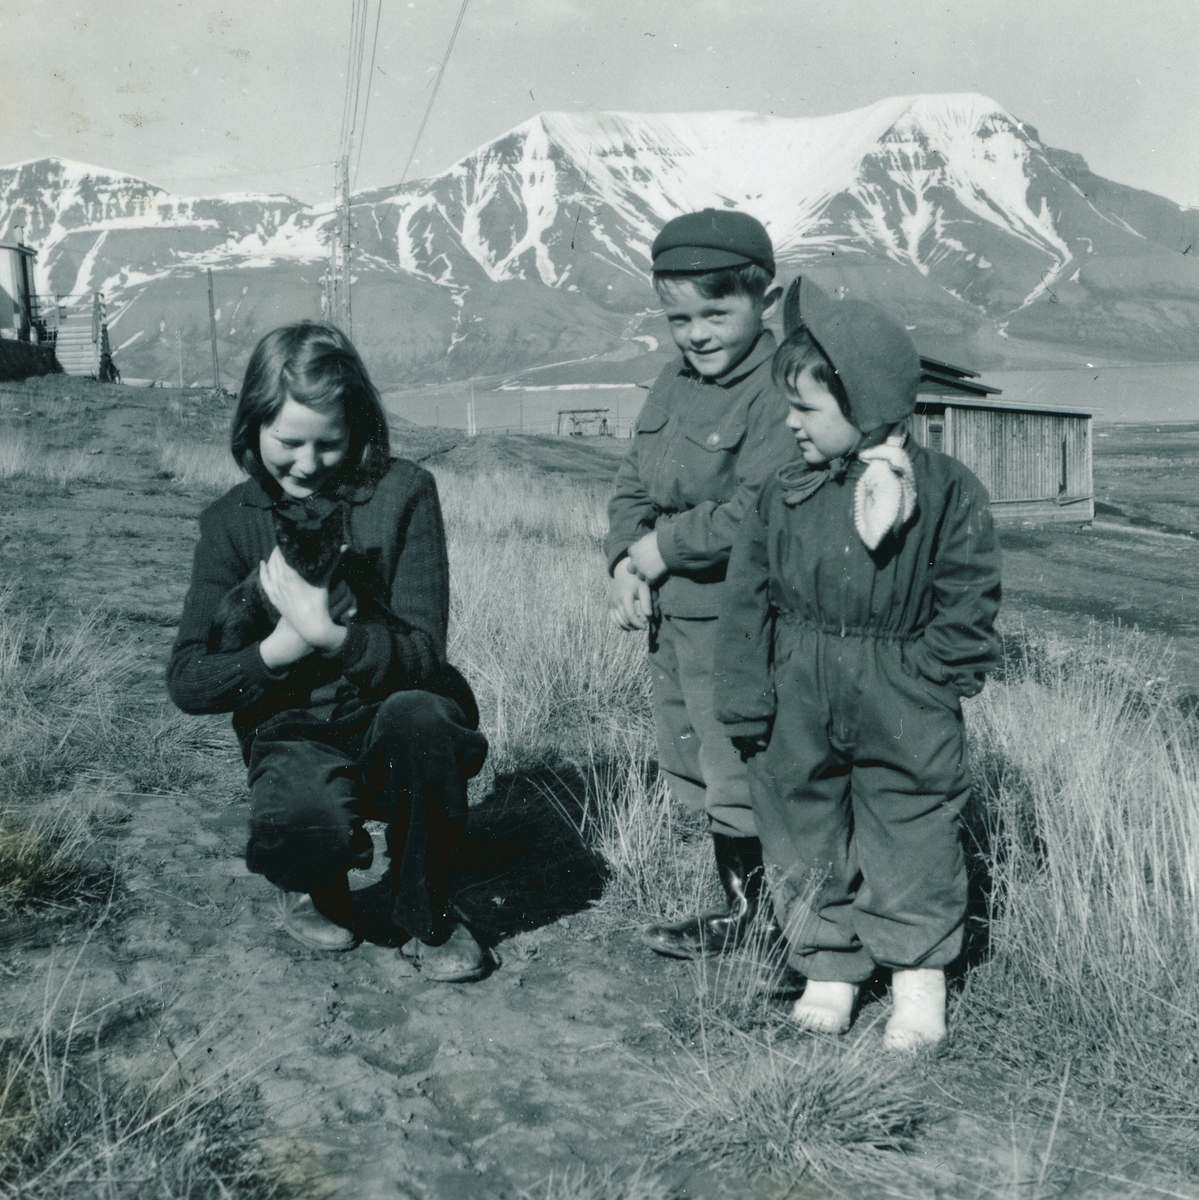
[167,458,451,752]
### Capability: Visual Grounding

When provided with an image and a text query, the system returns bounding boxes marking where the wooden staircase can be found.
[54,319,100,376]
[52,293,118,381]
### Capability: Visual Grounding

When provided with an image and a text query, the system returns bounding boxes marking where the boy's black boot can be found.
[640,834,766,959]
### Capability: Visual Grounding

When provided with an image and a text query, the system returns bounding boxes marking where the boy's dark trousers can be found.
[244,690,488,942]
[752,621,970,983]
[649,614,756,839]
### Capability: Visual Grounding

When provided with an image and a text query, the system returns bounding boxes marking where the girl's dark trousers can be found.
[243,690,488,942]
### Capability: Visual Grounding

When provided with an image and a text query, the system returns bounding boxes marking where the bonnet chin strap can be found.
[854,431,916,550]
[779,429,917,551]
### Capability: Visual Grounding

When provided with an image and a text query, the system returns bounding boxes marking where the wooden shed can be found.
[908,357,1093,525]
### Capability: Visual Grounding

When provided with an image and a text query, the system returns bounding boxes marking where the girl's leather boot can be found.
[640,833,765,959]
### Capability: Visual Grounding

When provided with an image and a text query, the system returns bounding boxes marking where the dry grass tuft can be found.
[0,792,114,916]
[0,596,139,800]
[679,914,801,1036]
[436,467,651,770]
[154,435,247,492]
[517,1163,676,1200]
[0,433,108,487]
[0,592,204,803]
[0,589,208,913]
[576,737,716,924]
[961,625,1199,1157]
[0,945,285,1200]
[650,1027,925,1184]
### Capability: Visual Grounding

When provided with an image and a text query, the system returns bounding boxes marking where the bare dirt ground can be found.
[3,377,1198,1199]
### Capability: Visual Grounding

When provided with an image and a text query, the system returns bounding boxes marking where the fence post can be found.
[207,269,220,390]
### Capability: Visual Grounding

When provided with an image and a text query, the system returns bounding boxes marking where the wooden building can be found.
[909,357,1093,525]
[0,239,57,380]
[0,239,39,341]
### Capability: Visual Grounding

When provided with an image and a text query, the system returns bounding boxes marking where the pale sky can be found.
[2,0,1196,207]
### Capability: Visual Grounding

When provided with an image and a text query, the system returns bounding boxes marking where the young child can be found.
[606,209,798,959]
[167,322,489,982]
[715,278,1001,1048]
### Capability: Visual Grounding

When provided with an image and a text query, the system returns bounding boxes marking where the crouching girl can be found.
[167,322,489,982]
[715,280,1001,1048]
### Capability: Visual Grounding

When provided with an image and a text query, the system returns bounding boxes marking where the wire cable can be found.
[349,1,368,146]
[398,0,470,185]
[353,0,384,190]
[338,0,362,165]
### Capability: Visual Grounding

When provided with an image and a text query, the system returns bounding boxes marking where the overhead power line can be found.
[339,0,369,169]
[354,1,384,190]
[331,0,374,334]
[399,0,470,186]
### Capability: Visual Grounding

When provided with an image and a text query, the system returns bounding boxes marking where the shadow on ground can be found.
[351,762,608,950]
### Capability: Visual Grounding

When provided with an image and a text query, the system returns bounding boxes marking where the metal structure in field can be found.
[909,357,1093,525]
[555,407,614,437]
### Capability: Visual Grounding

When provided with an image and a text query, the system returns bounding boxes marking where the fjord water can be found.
[988,362,1199,425]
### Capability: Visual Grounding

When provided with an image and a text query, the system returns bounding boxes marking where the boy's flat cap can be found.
[651,208,775,275]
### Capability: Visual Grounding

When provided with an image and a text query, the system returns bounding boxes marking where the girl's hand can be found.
[259,614,313,669]
[609,558,652,631]
[259,547,348,653]
[627,530,668,585]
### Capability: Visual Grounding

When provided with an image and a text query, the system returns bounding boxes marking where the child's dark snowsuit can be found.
[167,460,486,942]
[716,441,1001,982]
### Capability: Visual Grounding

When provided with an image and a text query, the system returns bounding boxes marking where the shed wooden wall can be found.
[909,403,1093,524]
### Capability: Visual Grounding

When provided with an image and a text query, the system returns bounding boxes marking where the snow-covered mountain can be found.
[3,94,1197,385]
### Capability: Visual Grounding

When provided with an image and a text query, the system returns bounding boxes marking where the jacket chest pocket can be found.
[684,421,747,454]
[678,418,748,496]
[635,404,669,437]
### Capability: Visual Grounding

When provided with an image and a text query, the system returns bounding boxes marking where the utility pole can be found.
[176,330,183,388]
[207,269,220,390]
[337,152,353,335]
[325,230,336,320]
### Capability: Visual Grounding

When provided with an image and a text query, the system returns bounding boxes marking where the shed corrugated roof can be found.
[914,356,1090,415]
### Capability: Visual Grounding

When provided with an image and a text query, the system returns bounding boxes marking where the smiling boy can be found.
[605,209,798,959]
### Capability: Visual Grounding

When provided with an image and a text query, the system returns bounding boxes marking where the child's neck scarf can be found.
[779,430,917,550]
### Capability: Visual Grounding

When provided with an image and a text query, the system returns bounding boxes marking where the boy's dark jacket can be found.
[714,441,1002,738]
[167,458,472,756]
[605,331,798,618]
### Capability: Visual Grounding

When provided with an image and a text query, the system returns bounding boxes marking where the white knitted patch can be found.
[853,434,916,550]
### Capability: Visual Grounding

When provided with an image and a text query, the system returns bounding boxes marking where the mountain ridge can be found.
[3,93,1197,386]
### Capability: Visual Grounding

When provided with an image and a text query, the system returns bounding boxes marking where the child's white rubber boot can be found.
[883,968,947,1051]
[791,980,859,1034]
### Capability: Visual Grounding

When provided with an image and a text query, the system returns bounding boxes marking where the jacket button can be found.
[707,432,719,445]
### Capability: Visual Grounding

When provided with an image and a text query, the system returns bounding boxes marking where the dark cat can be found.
[208,498,352,653]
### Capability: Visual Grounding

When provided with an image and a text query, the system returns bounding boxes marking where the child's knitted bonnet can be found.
[781,276,920,431]
[779,278,922,549]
